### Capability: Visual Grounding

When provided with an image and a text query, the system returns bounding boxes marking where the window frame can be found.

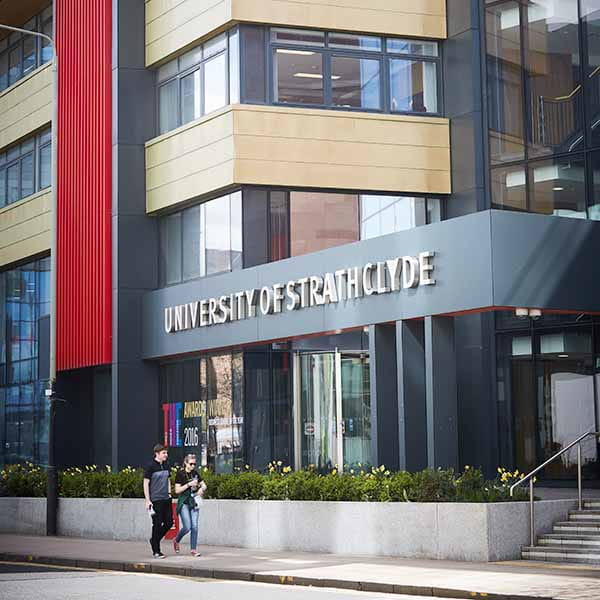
[156,29,239,135]
[0,127,52,209]
[0,4,53,94]
[268,29,442,117]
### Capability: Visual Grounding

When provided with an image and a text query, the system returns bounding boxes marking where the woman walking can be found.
[173,453,204,556]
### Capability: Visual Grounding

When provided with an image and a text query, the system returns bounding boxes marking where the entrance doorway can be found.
[293,351,371,471]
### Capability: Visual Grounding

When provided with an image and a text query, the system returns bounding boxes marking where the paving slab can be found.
[1,534,600,599]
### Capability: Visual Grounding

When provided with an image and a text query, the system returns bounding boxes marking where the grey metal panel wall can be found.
[142,211,495,359]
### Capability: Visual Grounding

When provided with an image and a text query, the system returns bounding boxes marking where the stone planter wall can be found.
[0,497,576,561]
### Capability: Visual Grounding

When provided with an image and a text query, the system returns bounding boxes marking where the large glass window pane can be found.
[271,28,325,46]
[241,26,266,103]
[157,59,177,82]
[528,156,586,218]
[360,195,426,240]
[331,56,381,110]
[182,205,202,280]
[427,198,442,223]
[290,192,359,256]
[0,54,8,91]
[181,70,202,125]
[41,19,53,63]
[20,154,34,198]
[207,354,234,473]
[486,2,525,164]
[387,38,438,57]
[229,29,240,104]
[589,151,600,219]
[0,168,5,207]
[274,49,324,105]
[179,46,202,72]
[583,0,600,148]
[158,80,179,134]
[164,213,182,285]
[244,351,272,469]
[525,0,582,157]
[329,33,381,52]
[390,58,437,113]
[204,33,227,58]
[270,191,289,261]
[204,53,227,114]
[491,164,527,211]
[205,196,231,275]
[230,191,243,271]
[8,47,21,86]
[22,36,36,75]
[7,163,19,204]
[39,144,51,189]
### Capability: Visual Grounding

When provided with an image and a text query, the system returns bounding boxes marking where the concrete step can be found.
[568,510,600,520]
[522,545,600,564]
[583,500,600,509]
[539,533,600,547]
[555,521,600,534]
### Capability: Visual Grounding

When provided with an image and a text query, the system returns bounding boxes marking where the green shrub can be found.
[0,462,531,503]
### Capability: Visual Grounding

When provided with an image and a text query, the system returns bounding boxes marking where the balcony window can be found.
[0,128,51,209]
[157,29,239,135]
[270,28,440,114]
[0,5,53,93]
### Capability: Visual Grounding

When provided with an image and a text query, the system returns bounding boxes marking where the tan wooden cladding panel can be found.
[0,189,52,267]
[0,64,52,150]
[145,0,446,66]
[145,105,450,213]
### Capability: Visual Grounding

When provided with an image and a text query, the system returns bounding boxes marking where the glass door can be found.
[295,350,371,471]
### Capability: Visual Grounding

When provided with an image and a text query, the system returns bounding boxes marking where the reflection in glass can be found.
[274,49,324,105]
[23,36,35,75]
[164,213,182,285]
[491,165,527,211]
[329,33,381,52]
[229,29,240,104]
[390,58,437,113]
[0,169,5,207]
[0,54,8,90]
[360,195,426,239]
[204,53,227,114]
[589,150,600,219]
[205,195,232,275]
[159,80,179,134]
[290,192,359,256]
[181,70,202,125]
[8,48,20,86]
[270,191,289,261]
[40,145,51,189]
[331,56,380,109]
[525,0,582,157]
[387,38,438,57]
[182,205,202,281]
[271,28,325,46]
[486,2,525,164]
[528,156,586,218]
[230,191,243,270]
[207,354,234,473]
[20,154,34,198]
[7,163,19,204]
[583,0,600,148]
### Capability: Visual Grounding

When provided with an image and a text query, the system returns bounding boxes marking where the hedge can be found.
[0,462,529,503]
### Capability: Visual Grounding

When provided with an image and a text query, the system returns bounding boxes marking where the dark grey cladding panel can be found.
[142,211,494,359]
[490,210,600,312]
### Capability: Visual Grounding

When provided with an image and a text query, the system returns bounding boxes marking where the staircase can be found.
[522,500,600,564]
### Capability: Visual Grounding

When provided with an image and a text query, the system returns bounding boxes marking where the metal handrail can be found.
[509,431,600,547]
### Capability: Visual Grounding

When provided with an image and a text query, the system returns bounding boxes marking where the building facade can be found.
[1,0,600,484]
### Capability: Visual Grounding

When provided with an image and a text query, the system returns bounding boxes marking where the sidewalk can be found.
[1,534,599,600]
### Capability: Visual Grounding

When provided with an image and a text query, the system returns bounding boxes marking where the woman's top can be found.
[175,468,200,514]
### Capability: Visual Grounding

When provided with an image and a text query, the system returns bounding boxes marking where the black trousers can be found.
[150,499,173,553]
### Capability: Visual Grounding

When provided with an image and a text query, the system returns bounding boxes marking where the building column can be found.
[425,316,459,469]
[396,320,427,472]
[369,323,399,471]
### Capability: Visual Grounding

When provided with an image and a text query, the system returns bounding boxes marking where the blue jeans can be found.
[175,503,198,550]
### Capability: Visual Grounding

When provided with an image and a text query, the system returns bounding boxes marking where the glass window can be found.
[528,156,587,218]
[180,47,203,72]
[491,164,527,211]
[8,47,21,86]
[159,80,179,134]
[0,54,7,90]
[270,191,289,261]
[229,29,240,104]
[41,19,53,63]
[271,28,325,46]
[20,153,34,198]
[360,195,426,239]
[274,48,324,105]
[182,205,202,281]
[387,38,438,57]
[584,1,600,148]
[427,198,442,223]
[525,0,582,158]
[22,35,36,75]
[39,144,51,189]
[7,163,19,204]
[290,192,359,256]
[204,53,227,114]
[205,195,232,275]
[230,191,243,271]
[329,33,381,52]
[0,169,5,207]
[390,58,438,114]
[165,213,182,285]
[181,70,202,125]
[486,2,525,164]
[589,151,600,219]
[331,56,381,109]
[157,59,177,83]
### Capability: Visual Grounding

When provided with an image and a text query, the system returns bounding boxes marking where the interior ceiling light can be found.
[558,354,569,358]
[553,186,564,191]
[293,72,340,80]
[277,49,316,56]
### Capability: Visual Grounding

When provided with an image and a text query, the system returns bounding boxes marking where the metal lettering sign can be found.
[164,252,435,334]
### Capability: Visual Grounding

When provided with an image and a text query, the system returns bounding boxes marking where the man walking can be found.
[143,444,173,558]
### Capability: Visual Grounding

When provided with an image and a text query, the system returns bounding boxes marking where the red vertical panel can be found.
[56,1,112,371]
